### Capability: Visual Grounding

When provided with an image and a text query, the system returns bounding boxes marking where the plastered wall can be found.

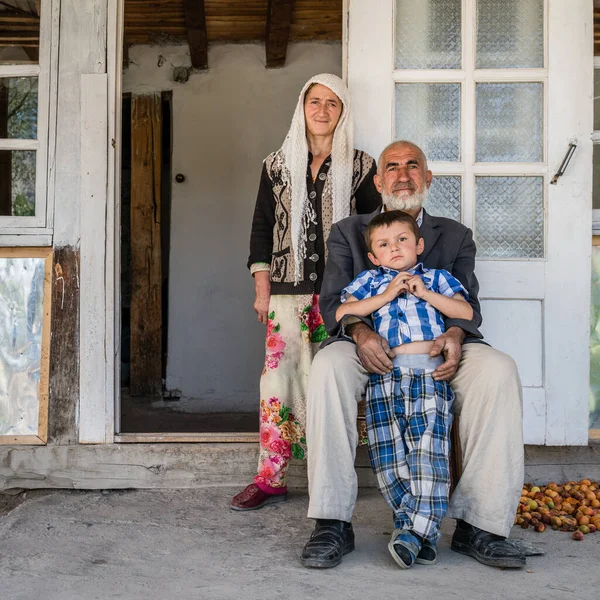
[123,42,342,411]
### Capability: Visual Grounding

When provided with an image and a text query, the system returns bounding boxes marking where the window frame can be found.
[0,0,58,238]
[593,57,600,233]
[391,0,548,261]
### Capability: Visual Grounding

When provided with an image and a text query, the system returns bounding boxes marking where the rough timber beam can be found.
[183,0,208,70]
[265,0,295,68]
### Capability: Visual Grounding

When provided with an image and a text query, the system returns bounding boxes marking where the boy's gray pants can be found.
[306,341,524,538]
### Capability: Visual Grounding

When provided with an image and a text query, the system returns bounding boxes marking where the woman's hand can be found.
[253,271,271,325]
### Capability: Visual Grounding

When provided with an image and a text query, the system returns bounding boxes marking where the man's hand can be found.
[348,322,394,374]
[430,326,465,381]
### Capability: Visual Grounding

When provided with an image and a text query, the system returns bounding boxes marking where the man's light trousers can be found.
[306,341,524,538]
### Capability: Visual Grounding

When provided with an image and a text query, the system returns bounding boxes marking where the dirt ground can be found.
[1,487,598,600]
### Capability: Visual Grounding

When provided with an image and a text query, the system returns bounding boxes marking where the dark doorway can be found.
[118,92,257,434]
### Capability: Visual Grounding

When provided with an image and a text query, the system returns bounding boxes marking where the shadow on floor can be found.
[120,393,259,434]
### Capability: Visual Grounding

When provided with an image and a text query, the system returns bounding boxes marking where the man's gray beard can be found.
[382,190,426,212]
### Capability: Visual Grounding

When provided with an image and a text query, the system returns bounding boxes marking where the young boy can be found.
[336,210,473,569]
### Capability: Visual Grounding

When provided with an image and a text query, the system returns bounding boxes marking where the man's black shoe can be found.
[301,519,355,568]
[451,520,526,568]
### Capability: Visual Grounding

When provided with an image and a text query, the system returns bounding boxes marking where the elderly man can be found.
[300,141,525,569]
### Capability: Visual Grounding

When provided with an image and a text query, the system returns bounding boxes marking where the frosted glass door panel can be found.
[475,177,543,258]
[423,176,461,222]
[476,0,544,68]
[476,83,543,162]
[395,0,461,69]
[395,83,461,161]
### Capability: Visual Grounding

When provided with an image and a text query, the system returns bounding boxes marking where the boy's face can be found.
[368,222,424,271]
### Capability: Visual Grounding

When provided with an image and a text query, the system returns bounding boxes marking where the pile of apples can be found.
[515,480,600,541]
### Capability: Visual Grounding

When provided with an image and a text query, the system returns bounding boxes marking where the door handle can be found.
[550,142,577,185]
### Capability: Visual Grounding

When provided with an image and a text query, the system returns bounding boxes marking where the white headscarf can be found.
[280,73,354,284]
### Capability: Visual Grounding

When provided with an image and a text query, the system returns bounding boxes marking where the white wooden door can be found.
[347,0,593,445]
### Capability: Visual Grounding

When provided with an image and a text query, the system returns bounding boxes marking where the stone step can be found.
[1,442,599,492]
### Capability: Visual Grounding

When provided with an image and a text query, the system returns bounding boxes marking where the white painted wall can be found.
[123,42,342,411]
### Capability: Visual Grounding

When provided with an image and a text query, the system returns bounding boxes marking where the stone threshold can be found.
[1,441,599,492]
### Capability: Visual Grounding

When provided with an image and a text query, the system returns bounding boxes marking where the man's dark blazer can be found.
[319,208,484,346]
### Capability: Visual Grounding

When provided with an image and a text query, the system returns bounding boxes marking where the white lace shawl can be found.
[279,73,354,284]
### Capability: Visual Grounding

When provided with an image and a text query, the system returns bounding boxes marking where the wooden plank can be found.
[3,438,599,492]
[0,245,52,257]
[36,246,52,444]
[0,82,11,216]
[0,234,52,245]
[130,94,162,397]
[0,65,40,76]
[265,0,295,68]
[183,0,208,69]
[79,73,108,444]
[0,443,375,491]
[0,435,45,445]
[105,0,125,443]
[53,0,107,247]
[0,139,38,150]
[48,246,80,444]
[115,432,260,443]
[449,417,462,494]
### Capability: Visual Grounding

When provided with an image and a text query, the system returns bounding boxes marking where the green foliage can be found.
[12,193,34,217]
[1,78,37,215]
[5,77,37,139]
[589,250,600,429]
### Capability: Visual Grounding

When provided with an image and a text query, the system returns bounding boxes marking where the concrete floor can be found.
[1,488,598,600]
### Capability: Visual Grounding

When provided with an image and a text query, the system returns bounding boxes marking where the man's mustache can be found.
[392,183,416,192]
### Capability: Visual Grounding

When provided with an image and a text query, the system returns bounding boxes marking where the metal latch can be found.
[550,142,577,185]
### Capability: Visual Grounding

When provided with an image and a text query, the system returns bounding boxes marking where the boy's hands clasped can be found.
[382,272,427,301]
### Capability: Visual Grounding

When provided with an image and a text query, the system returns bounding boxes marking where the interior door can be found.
[347,0,592,445]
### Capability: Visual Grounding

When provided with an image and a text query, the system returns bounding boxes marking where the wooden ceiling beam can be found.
[265,0,295,68]
[183,0,208,70]
[0,2,38,18]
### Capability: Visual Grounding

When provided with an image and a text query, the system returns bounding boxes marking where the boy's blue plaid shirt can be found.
[340,263,468,348]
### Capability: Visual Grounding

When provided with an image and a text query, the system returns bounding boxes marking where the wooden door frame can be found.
[99,0,257,443]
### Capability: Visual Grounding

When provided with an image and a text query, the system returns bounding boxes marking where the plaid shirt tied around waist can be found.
[341,263,468,348]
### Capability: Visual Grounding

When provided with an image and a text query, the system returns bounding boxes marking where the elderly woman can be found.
[231,73,381,510]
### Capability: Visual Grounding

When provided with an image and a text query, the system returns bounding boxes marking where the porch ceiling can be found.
[2,3,600,63]
[0,0,341,68]
[596,1,600,56]
[124,0,342,45]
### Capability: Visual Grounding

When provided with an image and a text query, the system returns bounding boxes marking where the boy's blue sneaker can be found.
[388,529,422,569]
[416,539,437,565]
